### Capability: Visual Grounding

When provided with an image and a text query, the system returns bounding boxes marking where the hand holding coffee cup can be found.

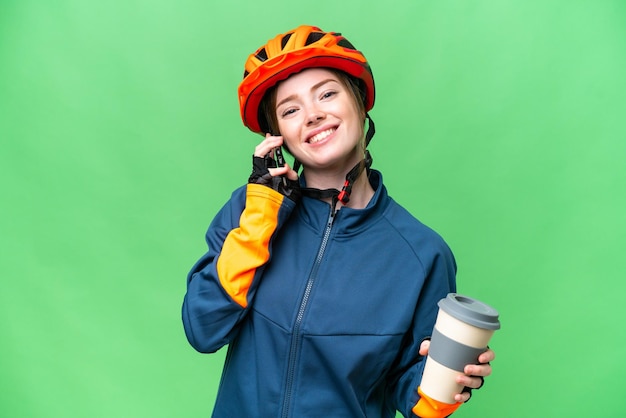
[413,293,500,418]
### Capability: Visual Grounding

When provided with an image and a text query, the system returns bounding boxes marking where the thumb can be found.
[283,163,299,181]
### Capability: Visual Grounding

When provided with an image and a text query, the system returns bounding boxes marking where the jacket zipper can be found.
[281,204,337,418]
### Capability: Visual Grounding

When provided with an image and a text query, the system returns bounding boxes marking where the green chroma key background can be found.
[1,1,625,417]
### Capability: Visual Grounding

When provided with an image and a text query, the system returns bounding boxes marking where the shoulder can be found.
[371,195,457,287]
[382,198,454,259]
[371,171,453,256]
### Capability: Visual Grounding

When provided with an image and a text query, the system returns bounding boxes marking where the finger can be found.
[266,162,298,180]
[418,340,430,356]
[454,392,471,403]
[253,142,279,158]
[456,374,484,389]
[264,132,283,147]
[254,134,283,157]
[283,163,299,181]
[478,348,495,364]
[464,363,492,378]
[268,165,290,180]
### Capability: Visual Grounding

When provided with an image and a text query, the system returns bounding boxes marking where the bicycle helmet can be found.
[238,25,375,135]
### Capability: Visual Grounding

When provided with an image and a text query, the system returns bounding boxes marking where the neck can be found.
[339,169,375,209]
[303,166,375,210]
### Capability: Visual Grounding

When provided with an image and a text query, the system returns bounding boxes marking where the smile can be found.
[308,128,335,144]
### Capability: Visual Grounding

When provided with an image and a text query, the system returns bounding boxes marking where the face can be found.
[274,68,365,173]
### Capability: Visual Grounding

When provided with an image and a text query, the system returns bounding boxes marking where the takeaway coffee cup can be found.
[414,293,500,417]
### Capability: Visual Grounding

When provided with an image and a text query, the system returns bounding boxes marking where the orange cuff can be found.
[412,387,461,418]
[216,184,284,308]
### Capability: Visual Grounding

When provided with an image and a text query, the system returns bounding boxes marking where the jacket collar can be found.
[297,170,389,234]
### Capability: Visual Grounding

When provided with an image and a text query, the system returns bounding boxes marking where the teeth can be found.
[309,128,334,144]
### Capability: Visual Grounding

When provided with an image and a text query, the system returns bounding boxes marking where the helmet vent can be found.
[255,48,268,62]
[337,38,356,50]
[281,33,293,50]
[305,31,325,46]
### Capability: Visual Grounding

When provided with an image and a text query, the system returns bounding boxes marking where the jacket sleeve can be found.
[388,241,458,418]
[181,184,296,353]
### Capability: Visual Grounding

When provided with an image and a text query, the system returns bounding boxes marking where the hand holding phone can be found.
[249,138,300,202]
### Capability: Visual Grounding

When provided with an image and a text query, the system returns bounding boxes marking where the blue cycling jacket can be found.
[182,170,457,417]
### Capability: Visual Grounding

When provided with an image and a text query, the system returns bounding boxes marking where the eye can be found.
[320,90,337,100]
[280,107,297,118]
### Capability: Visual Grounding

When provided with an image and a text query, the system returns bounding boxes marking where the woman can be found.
[182,25,494,418]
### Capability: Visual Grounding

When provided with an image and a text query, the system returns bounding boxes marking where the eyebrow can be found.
[276,78,338,109]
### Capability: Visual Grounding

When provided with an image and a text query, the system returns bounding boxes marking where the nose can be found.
[306,105,325,126]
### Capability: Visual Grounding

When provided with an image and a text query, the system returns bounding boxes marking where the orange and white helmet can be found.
[238,25,375,134]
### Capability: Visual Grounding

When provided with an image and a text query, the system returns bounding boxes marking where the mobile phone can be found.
[271,146,287,187]
[274,146,285,167]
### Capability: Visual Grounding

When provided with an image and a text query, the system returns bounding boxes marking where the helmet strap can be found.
[364,113,375,146]
[301,150,373,206]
